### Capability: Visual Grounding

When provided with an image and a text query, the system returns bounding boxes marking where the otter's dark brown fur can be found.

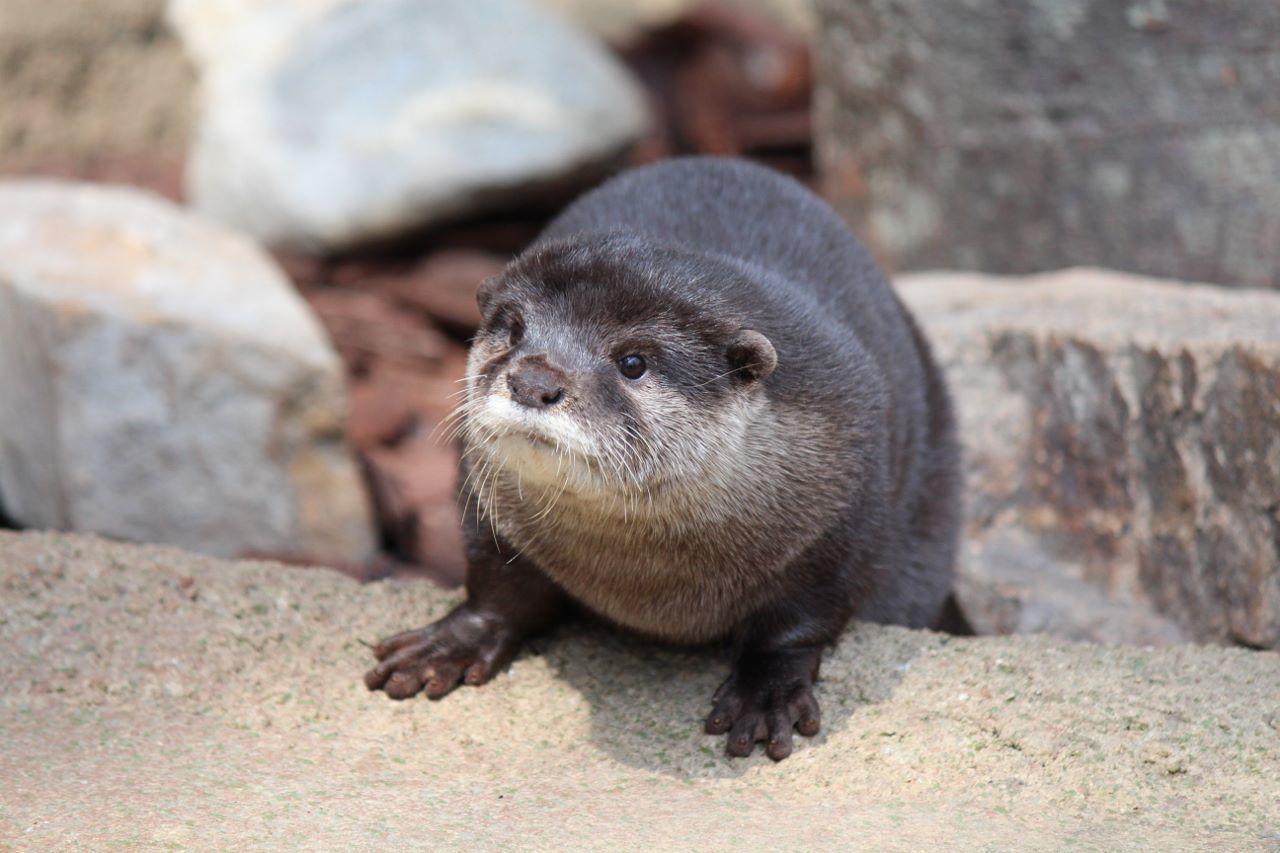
[365,157,962,761]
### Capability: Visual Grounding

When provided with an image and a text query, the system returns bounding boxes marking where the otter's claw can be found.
[365,607,521,701]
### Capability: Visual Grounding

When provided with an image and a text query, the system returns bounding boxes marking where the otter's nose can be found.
[507,358,567,409]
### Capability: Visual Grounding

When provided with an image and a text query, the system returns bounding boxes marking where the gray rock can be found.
[814,0,1280,289]
[172,0,650,251]
[900,269,1280,648]
[0,180,375,561]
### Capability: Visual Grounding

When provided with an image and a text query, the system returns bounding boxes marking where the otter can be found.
[365,157,962,761]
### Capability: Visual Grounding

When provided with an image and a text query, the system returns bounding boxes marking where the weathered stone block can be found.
[901,269,1280,647]
[0,0,193,163]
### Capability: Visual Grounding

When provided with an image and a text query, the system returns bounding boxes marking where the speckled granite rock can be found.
[901,268,1280,648]
[1,531,1277,847]
[814,0,1280,288]
[0,181,374,561]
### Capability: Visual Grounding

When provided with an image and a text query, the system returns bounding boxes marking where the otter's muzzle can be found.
[507,356,568,410]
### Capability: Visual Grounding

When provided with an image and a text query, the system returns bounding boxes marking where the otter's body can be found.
[367,158,961,760]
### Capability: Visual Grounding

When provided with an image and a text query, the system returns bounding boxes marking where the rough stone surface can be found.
[900,269,1280,649]
[1,531,1277,848]
[813,0,1280,289]
[172,0,650,251]
[0,181,375,562]
[0,0,194,164]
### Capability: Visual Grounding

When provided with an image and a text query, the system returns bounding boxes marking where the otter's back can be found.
[539,158,887,321]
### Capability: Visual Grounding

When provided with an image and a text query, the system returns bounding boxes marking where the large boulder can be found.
[813,0,1280,289]
[900,269,1280,648]
[171,0,650,252]
[0,181,375,561]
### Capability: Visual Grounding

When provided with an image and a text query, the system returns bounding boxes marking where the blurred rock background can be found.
[0,0,816,587]
[0,0,1276,649]
[0,0,191,191]
[812,0,1280,289]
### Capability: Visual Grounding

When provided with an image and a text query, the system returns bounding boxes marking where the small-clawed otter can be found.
[365,157,961,761]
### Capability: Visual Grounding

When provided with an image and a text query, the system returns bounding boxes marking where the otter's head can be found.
[460,235,777,499]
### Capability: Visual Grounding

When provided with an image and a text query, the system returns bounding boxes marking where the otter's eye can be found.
[617,354,647,380]
[508,318,524,347]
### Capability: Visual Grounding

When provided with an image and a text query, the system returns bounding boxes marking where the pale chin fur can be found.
[466,392,613,493]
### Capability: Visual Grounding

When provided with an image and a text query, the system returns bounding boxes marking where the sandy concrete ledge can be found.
[1,530,1277,850]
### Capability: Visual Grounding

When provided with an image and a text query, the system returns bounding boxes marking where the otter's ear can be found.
[475,275,504,317]
[727,329,777,383]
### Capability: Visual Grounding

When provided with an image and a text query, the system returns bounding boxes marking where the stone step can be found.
[2,530,1276,847]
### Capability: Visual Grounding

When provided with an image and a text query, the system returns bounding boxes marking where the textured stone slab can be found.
[0,181,374,561]
[1,531,1277,847]
[901,268,1280,648]
[0,0,193,163]
[814,0,1280,288]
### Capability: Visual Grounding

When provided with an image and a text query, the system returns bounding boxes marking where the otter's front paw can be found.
[364,607,523,700]
[704,655,822,761]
